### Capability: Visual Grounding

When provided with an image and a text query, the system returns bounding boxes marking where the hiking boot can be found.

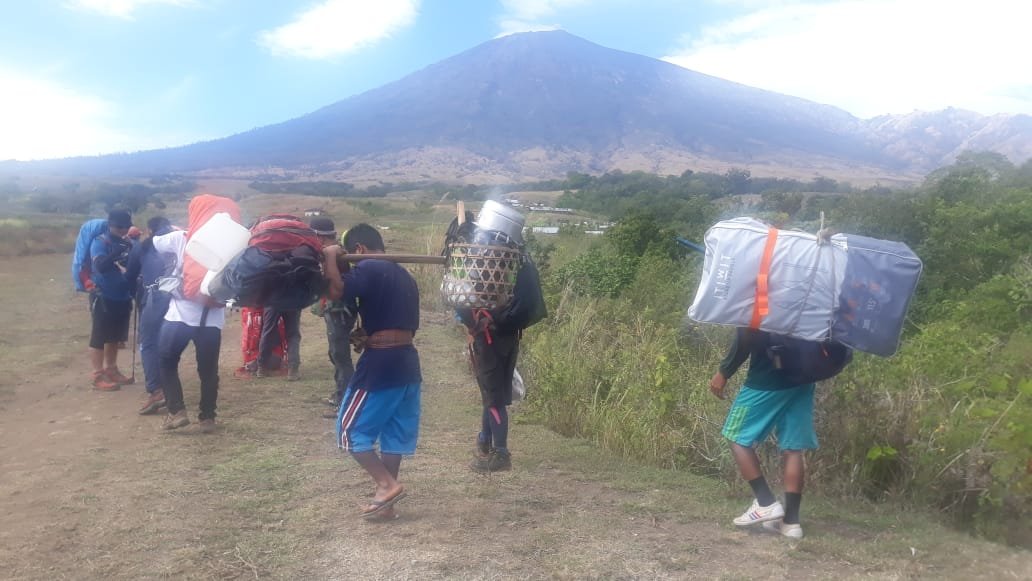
[733,499,785,526]
[762,519,804,539]
[161,410,190,430]
[286,367,300,381]
[105,368,133,385]
[199,418,217,434]
[139,389,166,415]
[475,437,492,459]
[471,449,512,473]
[233,367,255,379]
[92,371,120,391]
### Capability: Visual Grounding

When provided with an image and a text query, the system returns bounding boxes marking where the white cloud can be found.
[66,0,197,19]
[664,0,1032,117]
[0,69,132,160]
[497,0,590,36]
[0,69,207,160]
[259,0,420,60]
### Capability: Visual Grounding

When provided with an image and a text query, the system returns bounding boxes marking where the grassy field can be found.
[0,196,1029,579]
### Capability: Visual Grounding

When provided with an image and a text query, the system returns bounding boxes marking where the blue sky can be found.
[2,0,1030,160]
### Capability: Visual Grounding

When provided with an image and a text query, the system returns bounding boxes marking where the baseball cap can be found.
[108,209,132,229]
[309,216,337,237]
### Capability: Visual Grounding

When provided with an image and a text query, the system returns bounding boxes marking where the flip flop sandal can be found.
[360,490,407,519]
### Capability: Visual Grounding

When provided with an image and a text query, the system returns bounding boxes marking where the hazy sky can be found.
[2,0,1029,160]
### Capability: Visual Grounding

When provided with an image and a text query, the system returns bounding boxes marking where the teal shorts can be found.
[722,384,818,451]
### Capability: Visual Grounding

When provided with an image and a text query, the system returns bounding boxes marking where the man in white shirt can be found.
[153,230,226,432]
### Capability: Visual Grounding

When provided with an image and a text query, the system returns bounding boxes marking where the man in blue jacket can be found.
[88,210,134,391]
[125,216,174,414]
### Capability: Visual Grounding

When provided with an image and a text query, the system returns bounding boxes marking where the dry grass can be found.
[0,229,1029,579]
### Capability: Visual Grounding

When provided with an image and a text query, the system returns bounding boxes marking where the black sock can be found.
[487,405,509,451]
[748,476,776,507]
[783,492,802,524]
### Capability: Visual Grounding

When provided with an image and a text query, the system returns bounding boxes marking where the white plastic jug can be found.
[186,212,250,273]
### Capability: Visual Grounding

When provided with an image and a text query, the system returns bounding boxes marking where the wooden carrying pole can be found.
[339,254,446,265]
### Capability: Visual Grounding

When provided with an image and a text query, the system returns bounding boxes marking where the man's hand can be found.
[709,372,728,400]
[322,244,342,262]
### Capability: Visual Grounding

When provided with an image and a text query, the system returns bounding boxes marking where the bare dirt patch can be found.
[0,254,1029,580]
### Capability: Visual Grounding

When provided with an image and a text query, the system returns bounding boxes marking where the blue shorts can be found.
[337,383,421,455]
[722,384,818,451]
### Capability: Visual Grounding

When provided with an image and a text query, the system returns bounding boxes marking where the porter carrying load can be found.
[441,200,524,310]
[688,217,922,356]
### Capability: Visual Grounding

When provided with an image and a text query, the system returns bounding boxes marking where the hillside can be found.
[4,31,1031,183]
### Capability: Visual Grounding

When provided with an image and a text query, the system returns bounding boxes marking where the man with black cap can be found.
[310,217,357,416]
[88,209,135,391]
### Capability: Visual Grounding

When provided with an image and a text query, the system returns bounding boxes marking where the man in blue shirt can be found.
[125,216,174,414]
[88,209,134,391]
[323,224,421,521]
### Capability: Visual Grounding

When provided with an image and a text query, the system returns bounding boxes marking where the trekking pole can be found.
[130,300,139,384]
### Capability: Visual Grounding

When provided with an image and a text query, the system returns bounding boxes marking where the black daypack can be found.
[208,217,325,310]
[766,333,853,385]
[209,245,324,310]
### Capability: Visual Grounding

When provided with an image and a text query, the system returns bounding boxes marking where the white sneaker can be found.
[733,499,785,526]
[762,519,804,539]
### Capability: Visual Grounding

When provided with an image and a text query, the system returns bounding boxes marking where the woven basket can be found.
[441,243,521,309]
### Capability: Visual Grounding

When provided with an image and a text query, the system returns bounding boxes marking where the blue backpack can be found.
[72,219,108,292]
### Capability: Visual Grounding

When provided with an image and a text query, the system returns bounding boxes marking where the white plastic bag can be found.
[512,368,526,402]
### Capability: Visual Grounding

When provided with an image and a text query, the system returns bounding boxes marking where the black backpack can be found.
[207,217,325,310]
[766,333,853,385]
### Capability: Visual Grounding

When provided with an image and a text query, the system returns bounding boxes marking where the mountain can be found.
[863,108,1032,171]
[6,31,1032,182]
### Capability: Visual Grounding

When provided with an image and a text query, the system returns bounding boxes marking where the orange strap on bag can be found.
[749,227,778,329]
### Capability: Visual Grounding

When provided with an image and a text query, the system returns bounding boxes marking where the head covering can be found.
[127,226,142,239]
[309,216,337,237]
[108,209,132,229]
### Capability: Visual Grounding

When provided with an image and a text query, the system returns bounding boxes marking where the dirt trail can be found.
[1,254,1030,580]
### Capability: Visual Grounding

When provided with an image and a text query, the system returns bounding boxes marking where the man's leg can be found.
[103,342,119,369]
[99,298,132,382]
[782,451,805,525]
[88,294,120,390]
[195,326,222,421]
[326,312,354,402]
[282,310,302,374]
[159,322,193,418]
[352,452,404,502]
[138,292,169,394]
[773,385,816,529]
[731,442,777,507]
[257,306,280,371]
[722,386,786,525]
[89,348,105,374]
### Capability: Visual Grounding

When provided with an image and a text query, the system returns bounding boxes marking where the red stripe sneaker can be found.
[733,499,785,526]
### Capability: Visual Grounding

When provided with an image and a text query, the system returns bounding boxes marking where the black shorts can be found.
[471,331,520,408]
[90,295,132,349]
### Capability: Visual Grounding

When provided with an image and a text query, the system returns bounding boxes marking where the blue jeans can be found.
[159,321,221,419]
[138,289,170,394]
